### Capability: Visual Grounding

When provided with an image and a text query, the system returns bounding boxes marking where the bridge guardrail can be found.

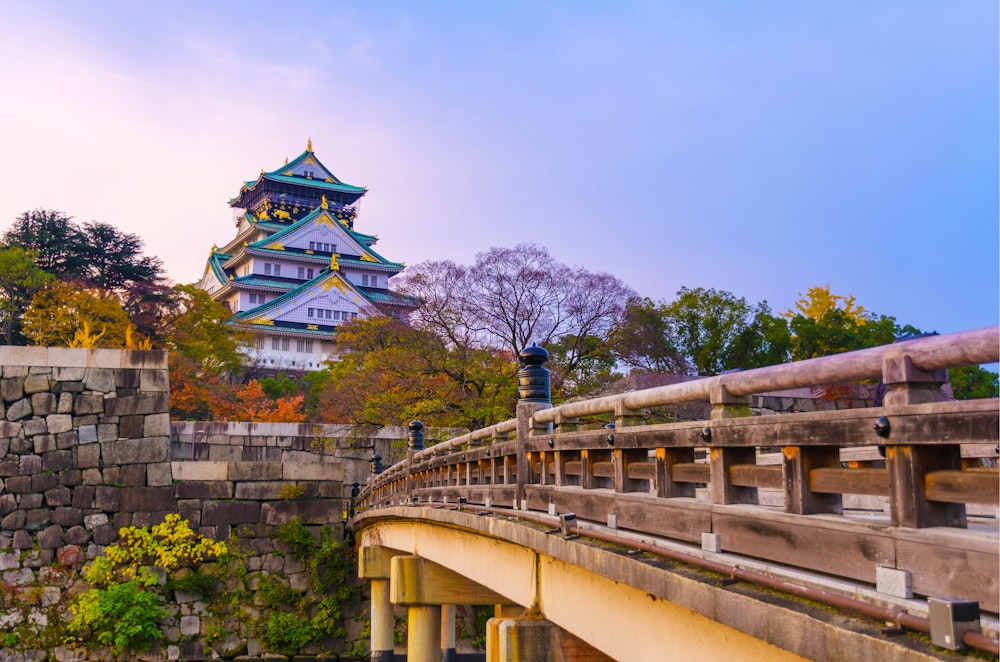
[354,326,1000,613]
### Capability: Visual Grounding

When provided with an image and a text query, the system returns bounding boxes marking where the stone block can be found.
[0,494,15,515]
[94,486,121,511]
[76,443,101,468]
[93,525,117,546]
[78,424,98,444]
[140,368,169,392]
[85,350,121,370]
[52,508,82,527]
[119,415,144,439]
[102,438,169,465]
[38,524,63,549]
[6,398,32,421]
[56,431,79,450]
[23,374,51,394]
[12,530,31,549]
[113,512,131,530]
[2,365,27,378]
[47,347,87,368]
[32,434,57,454]
[0,551,17,571]
[104,393,169,416]
[102,466,120,485]
[208,445,242,462]
[43,450,74,471]
[84,513,109,530]
[72,486,95,509]
[172,461,229,481]
[241,446,282,462]
[175,480,233,499]
[31,392,56,416]
[116,369,141,389]
[144,413,170,437]
[45,487,72,507]
[18,454,42,475]
[202,500,261,525]
[26,508,52,530]
[83,368,115,393]
[31,473,59,492]
[46,414,73,434]
[122,350,167,369]
[121,464,146,487]
[3,567,35,586]
[22,417,48,437]
[229,462,283,481]
[120,487,175,512]
[0,421,21,437]
[9,437,31,453]
[146,462,173,487]
[52,366,85,381]
[1,510,26,530]
[74,393,104,415]
[5,476,30,493]
[97,423,118,442]
[0,377,24,402]
[57,392,73,414]
[81,469,101,485]
[59,469,82,487]
[876,566,913,599]
[20,493,42,509]
[235,481,296,500]
[64,526,89,546]
[261,500,341,525]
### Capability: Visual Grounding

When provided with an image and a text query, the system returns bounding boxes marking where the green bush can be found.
[67,580,165,656]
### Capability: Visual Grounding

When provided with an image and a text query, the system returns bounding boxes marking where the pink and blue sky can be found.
[1,2,996,335]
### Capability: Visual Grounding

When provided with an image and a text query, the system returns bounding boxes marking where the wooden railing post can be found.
[709,383,757,505]
[881,354,966,528]
[516,345,552,509]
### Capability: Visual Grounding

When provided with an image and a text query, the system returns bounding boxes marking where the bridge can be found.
[351,327,1000,661]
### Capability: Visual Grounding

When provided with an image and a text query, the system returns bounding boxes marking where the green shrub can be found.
[67,580,165,656]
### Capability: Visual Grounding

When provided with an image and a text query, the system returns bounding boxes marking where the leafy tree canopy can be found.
[22,281,133,348]
[0,247,52,344]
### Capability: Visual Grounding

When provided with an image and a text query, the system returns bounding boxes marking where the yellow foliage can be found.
[84,514,229,589]
[67,320,107,348]
[783,283,868,323]
[125,325,153,350]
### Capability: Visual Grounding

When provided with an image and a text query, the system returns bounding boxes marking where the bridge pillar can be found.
[391,555,512,661]
[486,618,614,662]
[441,604,456,662]
[358,546,399,662]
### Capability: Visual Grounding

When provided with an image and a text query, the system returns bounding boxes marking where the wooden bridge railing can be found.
[354,326,1000,613]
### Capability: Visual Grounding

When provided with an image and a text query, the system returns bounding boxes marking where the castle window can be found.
[281,338,290,351]
[352,312,358,319]
[307,308,314,318]
[256,335,264,350]
[307,268,314,279]
[264,263,271,275]
[362,275,369,286]
[309,241,315,250]
[296,339,305,352]
[298,267,305,279]
[304,340,313,352]
[325,310,332,320]
[370,275,378,287]
[274,264,281,276]
[271,338,280,350]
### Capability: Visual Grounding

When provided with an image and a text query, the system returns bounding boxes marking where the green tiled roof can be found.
[232,275,299,290]
[358,287,422,308]
[209,253,232,284]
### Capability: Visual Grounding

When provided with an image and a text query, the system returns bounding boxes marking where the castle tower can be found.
[197,141,420,371]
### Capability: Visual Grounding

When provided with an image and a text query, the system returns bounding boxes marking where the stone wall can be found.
[0,348,376,659]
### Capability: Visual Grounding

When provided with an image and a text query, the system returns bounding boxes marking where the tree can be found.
[79,221,165,293]
[211,381,306,422]
[785,285,920,361]
[21,281,133,348]
[608,298,687,374]
[316,317,517,429]
[948,366,999,400]
[395,244,635,397]
[2,209,87,278]
[0,247,52,344]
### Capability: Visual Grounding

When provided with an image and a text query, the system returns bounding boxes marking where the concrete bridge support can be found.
[487,618,612,662]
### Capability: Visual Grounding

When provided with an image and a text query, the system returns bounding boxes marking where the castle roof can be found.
[229,146,366,206]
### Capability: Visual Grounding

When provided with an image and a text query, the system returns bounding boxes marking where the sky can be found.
[0,1,996,337]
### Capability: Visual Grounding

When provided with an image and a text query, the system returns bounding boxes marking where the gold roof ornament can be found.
[211,244,217,254]
[321,195,329,210]
[330,253,340,271]
[229,274,234,281]
[284,156,289,165]
[307,137,313,152]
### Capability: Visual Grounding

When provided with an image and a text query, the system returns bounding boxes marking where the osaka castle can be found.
[196,140,420,371]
